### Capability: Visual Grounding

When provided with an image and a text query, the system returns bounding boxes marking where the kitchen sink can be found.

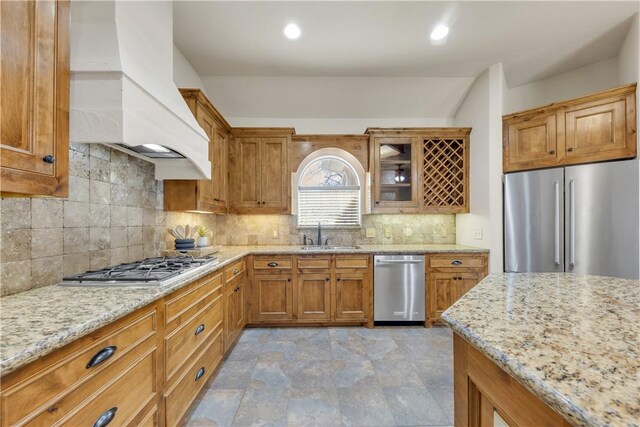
[300,245,361,250]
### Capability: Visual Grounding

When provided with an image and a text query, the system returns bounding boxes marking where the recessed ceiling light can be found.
[283,23,301,40]
[430,25,449,41]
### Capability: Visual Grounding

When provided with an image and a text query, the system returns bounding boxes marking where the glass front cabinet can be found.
[370,135,421,213]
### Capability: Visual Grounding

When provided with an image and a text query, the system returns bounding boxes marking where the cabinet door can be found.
[563,97,635,163]
[235,281,245,330]
[235,138,262,208]
[335,273,369,321]
[297,274,332,321]
[428,272,482,323]
[504,114,560,172]
[260,137,288,209]
[1,0,69,197]
[195,108,217,207]
[372,137,420,212]
[252,274,294,321]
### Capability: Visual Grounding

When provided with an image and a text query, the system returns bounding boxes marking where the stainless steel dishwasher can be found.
[373,255,425,321]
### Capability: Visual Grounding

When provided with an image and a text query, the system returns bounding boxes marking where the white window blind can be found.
[298,186,361,227]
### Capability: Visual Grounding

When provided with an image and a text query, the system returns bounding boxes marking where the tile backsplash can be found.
[0,143,455,296]
[0,144,215,296]
[213,214,455,246]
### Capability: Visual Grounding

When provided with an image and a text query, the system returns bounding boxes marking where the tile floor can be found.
[185,326,454,427]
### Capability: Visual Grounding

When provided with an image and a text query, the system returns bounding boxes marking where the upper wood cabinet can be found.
[164,89,231,213]
[368,128,471,214]
[1,0,70,197]
[229,128,293,214]
[503,84,637,173]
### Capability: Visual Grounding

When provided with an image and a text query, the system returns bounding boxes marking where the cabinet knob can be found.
[549,150,555,155]
[257,201,261,205]
[195,324,205,336]
[375,201,380,205]
[93,407,117,427]
[325,277,330,281]
[43,155,55,164]
[567,147,574,152]
[287,278,291,282]
[261,201,266,205]
[233,268,239,274]
[451,260,462,265]
[337,277,341,281]
[267,262,279,267]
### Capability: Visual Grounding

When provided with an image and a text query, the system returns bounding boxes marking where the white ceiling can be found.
[173,1,638,87]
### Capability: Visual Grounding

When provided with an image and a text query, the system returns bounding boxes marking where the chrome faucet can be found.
[317,222,322,246]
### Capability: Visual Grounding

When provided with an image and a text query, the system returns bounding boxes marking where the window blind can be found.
[298,186,361,227]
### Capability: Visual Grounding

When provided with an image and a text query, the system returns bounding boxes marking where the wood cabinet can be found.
[229,128,294,214]
[164,89,231,213]
[367,128,471,214]
[0,303,160,427]
[503,84,637,173]
[1,0,70,197]
[250,255,372,326]
[454,334,572,427]
[426,253,488,326]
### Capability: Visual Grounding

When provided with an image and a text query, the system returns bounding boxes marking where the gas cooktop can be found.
[61,256,218,287]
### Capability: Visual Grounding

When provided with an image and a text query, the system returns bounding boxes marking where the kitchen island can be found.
[441,273,639,427]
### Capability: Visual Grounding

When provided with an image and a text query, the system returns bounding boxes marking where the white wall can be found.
[505,58,619,114]
[617,12,639,276]
[173,44,209,94]
[225,117,452,134]
[453,64,505,273]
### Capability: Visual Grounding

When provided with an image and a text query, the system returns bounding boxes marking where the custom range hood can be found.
[69,1,210,180]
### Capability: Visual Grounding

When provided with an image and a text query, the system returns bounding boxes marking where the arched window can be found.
[297,154,362,227]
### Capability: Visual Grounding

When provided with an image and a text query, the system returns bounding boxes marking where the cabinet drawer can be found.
[253,257,293,271]
[165,273,223,327]
[429,255,486,269]
[165,329,224,427]
[18,335,157,427]
[297,256,331,270]
[164,296,223,384]
[335,256,369,270]
[1,307,157,427]
[225,259,246,282]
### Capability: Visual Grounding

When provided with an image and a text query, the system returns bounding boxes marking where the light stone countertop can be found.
[0,244,486,376]
[441,273,640,427]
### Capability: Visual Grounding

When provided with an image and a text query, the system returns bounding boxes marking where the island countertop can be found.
[441,273,640,427]
[0,244,486,376]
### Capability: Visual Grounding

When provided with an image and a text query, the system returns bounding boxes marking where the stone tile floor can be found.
[185,326,454,427]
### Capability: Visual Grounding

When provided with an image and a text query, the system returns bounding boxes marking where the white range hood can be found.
[69,1,210,180]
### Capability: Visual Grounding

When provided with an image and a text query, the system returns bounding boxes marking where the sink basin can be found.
[300,245,361,250]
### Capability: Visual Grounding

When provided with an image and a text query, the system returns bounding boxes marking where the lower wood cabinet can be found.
[0,303,161,427]
[249,255,372,325]
[426,253,489,326]
[297,273,332,321]
[224,272,246,351]
[454,334,572,427]
[335,272,369,321]
[252,273,295,322]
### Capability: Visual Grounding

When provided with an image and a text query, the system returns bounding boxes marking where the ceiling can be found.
[173,1,638,87]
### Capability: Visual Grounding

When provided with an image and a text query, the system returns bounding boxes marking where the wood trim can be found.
[290,134,370,172]
[231,127,296,137]
[503,83,637,120]
[365,127,473,136]
[178,88,231,131]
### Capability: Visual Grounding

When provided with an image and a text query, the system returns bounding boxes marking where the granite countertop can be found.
[0,244,486,375]
[441,273,640,427]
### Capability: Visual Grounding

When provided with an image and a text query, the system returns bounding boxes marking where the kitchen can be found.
[0,1,638,427]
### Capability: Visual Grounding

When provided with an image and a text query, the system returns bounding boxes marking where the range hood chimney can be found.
[69,1,210,180]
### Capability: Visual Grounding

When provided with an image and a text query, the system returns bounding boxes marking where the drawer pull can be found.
[93,407,117,427]
[195,324,205,335]
[86,346,117,369]
[267,262,279,267]
[233,268,240,274]
[195,367,206,381]
[43,155,55,164]
[451,260,462,265]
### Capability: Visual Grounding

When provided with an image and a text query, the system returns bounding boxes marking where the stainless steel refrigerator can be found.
[504,159,640,279]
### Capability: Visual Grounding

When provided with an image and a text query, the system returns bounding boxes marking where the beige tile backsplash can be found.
[0,144,215,296]
[0,143,455,297]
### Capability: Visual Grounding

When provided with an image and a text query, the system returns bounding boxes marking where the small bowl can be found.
[174,238,195,244]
